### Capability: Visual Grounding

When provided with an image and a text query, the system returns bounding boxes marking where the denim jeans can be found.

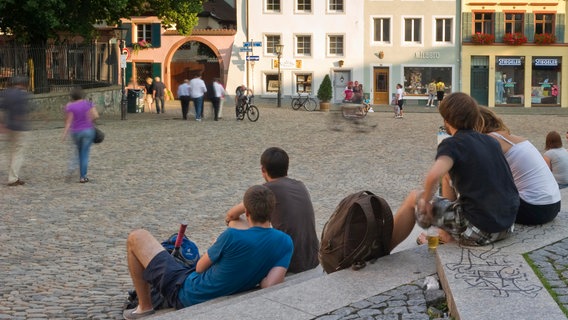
[72,128,95,179]
[192,96,204,120]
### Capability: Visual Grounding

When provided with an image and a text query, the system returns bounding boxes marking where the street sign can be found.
[120,54,127,68]
[243,42,251,47]
[252,41,262,47]
[121,47,131,60]
[246,56,260,61]
[239,47,253,52]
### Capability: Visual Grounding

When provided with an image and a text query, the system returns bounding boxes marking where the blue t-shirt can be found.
[177,226,293,307]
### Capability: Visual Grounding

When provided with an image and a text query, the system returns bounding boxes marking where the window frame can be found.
[473,11,494,35]
[504,12,524,35]
[328,0,344,13]
[433,16,454,45]
[534,12,555,35]
[296,0,312,13]
[371,16,392,45]
[295,34,312,57]
[265,0,281,13]
[264,34,282,56]
[327,34,345,57]
[402,16,423,45]
[136,24,152,42]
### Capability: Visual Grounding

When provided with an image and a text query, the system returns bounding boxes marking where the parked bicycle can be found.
[236,95,259,122]
[290,93,317,111]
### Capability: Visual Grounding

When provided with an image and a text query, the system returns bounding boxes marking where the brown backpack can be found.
[319,191,393,274]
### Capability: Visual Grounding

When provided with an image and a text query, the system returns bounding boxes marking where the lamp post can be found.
[115,27,129,120]
[275,44,284,108]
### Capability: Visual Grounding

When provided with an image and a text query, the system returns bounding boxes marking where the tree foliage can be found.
[0,0,203,44]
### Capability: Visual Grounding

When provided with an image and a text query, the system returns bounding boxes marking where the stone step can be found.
[436,214,568,320]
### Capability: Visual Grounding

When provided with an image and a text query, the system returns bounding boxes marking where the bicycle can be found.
[290,93,317,111]
[236,95,260,122]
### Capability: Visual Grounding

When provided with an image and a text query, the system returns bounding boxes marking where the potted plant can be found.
[471,32,495,44]
[503,32,527,45]
[132,39,152,54]
[317,74,333,111]
[534,33,556,45]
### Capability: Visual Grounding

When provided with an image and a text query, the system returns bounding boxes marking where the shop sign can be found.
[534,58,558,66]
[415,51,440,59]
[272,58,302,69]
[498,58,522,66]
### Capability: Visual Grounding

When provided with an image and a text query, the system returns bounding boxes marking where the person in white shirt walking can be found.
[188,73,207,121]
[177,79,191,120]
[211,78,228,121]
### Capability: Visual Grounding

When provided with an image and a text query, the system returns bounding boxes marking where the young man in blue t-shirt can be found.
[123,185,293,319]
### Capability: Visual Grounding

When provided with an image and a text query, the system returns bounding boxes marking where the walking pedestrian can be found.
[177,79,191,120]
[143,77,154,113]
[211,78,228,121]
[152,77,166,114]
[189,73,207,121]
[62,88,99,183]
[0,76,31,186]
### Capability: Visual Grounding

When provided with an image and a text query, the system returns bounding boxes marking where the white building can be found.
[228,0,364,103]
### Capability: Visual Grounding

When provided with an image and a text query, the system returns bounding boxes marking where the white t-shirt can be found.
[544,148,568,185]
[396,88,403,99]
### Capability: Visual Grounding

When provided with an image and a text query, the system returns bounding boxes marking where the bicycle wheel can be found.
[304,98,317,111]
[237,105,245,120]
[247,105,260,122]
[291,99,302,110]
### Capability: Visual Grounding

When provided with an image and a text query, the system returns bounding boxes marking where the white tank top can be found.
[490,132,560,205]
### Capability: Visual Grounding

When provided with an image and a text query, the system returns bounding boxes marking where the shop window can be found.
[373,18,391,43]
[474,12,494,34]
[495,56,525,105]
[402,66,452,96]
[531,57,561,105]
[265,73,279,93]
[295,73,312,93]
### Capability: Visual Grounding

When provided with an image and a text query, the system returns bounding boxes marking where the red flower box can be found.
[503,32,527,45]
[534,33,556,45]
[471,33,495,44]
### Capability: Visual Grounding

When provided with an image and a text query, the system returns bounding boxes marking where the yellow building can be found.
[461,1,567,107]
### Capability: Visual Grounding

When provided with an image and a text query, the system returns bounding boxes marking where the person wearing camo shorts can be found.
[389,92,519,250]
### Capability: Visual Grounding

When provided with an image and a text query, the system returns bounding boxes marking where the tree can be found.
[0,0,203,92]
[317,75,333,102]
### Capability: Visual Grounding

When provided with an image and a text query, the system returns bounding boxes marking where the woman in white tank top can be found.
[479,107,561,225]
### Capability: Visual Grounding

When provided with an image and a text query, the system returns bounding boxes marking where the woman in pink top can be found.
[62,88,99,183]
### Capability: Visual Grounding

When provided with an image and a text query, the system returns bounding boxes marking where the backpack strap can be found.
[335,191,379,271]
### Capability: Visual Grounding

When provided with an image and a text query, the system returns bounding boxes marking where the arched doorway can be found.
[170,41,221,98]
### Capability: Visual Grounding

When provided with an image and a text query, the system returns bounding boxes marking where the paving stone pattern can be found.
[1,101,567,319]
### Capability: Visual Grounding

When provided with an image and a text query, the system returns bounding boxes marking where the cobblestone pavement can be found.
[1,101,567,319]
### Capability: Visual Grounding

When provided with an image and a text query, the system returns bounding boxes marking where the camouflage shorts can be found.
[416,196,514,246]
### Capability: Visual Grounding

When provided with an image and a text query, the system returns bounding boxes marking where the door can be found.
[373,67,389,104]
[470,56,489,106]
[333,70,351,103]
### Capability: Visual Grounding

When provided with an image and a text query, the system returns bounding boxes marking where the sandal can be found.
[79,178,89,183]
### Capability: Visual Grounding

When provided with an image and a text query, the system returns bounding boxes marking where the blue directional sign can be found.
[246,56,260,61]
[252,41,262,47]
[239,47,252,52]
[243,42,251,47]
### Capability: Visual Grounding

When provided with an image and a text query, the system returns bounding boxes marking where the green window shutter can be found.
[462,12,472,42]
[126,62,133,85]
[556,14,565,43]
[152,63,162,79]
[525,13,534,42]
[151,23,161,48]
[123,23,133,47]
[495,12,504,42]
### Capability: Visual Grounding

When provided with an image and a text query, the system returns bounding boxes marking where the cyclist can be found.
[235,85,253,119]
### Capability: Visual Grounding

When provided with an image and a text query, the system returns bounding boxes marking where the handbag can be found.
[93,127,105,144]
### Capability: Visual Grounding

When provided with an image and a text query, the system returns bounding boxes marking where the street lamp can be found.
[114,26,129,120]
[275,44,284,108]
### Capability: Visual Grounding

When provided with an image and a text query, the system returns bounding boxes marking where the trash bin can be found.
[127,89,143,113]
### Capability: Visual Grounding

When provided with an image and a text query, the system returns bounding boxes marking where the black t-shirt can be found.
[437,130,519,233]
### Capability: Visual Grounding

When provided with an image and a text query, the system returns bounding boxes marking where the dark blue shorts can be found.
[143,251,194,309]
[516,199,560,225]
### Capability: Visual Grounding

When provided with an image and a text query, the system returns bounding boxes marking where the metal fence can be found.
[0,43,119,93]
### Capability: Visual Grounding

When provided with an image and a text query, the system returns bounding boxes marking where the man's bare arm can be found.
[195,252,213,273]
[260,266,287,288]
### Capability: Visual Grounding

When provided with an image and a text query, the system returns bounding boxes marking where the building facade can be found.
[228,0,364,103]
[461,0,567,107]
[363,0,460,106]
